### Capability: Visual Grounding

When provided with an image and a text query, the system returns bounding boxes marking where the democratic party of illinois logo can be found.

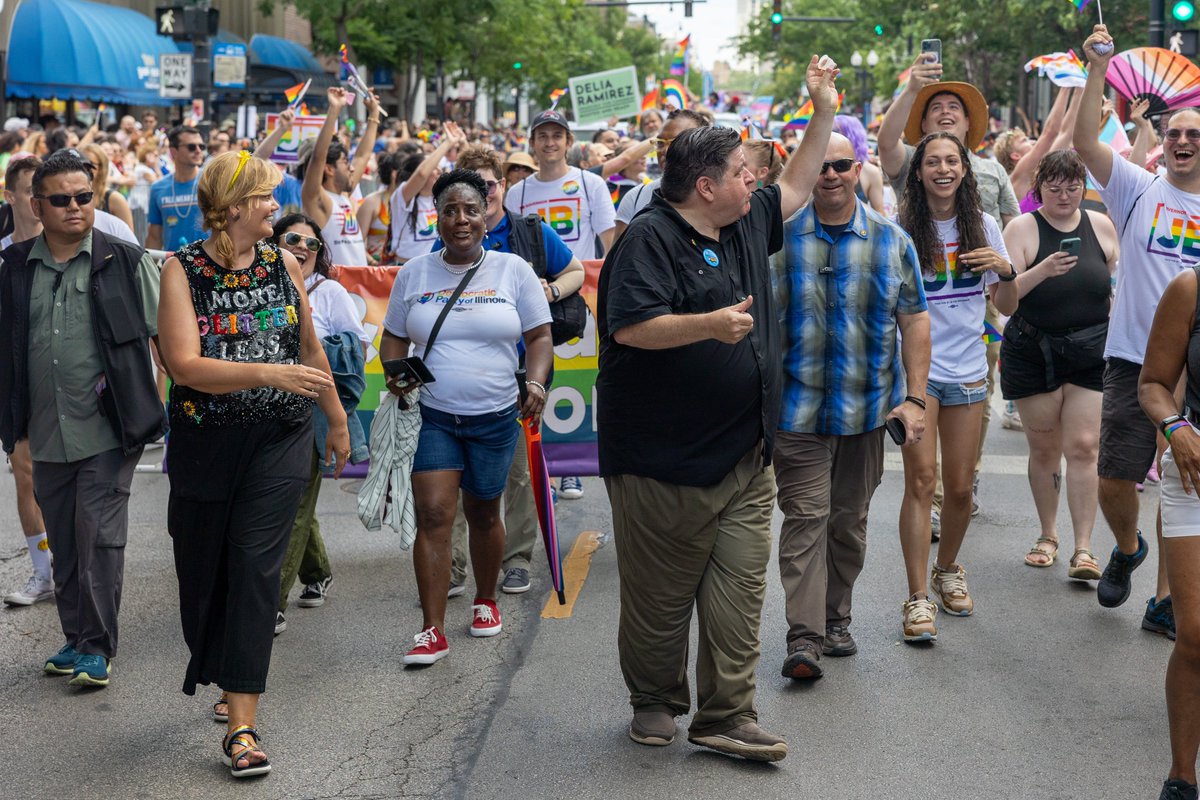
[562,180,580,195]
[702,249,720,267]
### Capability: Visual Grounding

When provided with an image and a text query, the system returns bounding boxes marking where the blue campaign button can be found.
[702,248,720,267]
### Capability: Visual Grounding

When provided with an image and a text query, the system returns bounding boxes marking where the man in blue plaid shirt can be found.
[776,133,931,680]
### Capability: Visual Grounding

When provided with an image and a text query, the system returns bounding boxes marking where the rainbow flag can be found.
[549,87,568,109]
[284,81,308,106]
[783,93,844,129]
[1024,50,1088,88]
[670,35,690,77]
[662,79,687,110]
[641,89,659,112]
[982,320,1003,343]
[893,68,912,100]
[1070,0,1092,9]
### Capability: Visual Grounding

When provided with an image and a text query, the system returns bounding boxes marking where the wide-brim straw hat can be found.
[904,81,989,151]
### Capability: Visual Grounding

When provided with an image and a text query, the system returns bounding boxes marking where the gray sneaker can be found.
[501,568,530,594]
[629,710,676,746]
[688,722,788,762]
[4,572,53,606]
[448,580,466,598]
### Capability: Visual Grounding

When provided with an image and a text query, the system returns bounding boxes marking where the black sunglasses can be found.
[182,143,207,152]
[820,158,857,174]
[36,191,94,208]
[283,232,321,252]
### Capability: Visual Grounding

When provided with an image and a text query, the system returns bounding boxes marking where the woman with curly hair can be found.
[157,151,350,778]
[895,132,1019,643]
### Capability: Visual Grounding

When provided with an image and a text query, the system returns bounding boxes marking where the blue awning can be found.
[176,29,247,55]
[7,0,183,106]
[249,35,325,73]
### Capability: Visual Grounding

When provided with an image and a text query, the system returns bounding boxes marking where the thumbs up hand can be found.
[708,295,755,344]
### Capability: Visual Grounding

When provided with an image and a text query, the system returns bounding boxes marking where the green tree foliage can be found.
[739,0,1150,108]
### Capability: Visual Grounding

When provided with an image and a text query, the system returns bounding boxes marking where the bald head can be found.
[825,132,855,161]
[812,132,862,222]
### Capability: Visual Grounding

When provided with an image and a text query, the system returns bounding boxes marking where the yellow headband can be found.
[227,150,252,191]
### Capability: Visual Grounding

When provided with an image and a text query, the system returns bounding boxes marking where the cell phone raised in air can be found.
[1058,237,1082,257]
[382,356,436,388]
[921,39,942,64]
[886,416,907,445]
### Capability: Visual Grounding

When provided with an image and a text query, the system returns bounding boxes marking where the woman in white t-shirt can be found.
[380,170,553,667]
[895,132,1020,643]
[388,123,466,262]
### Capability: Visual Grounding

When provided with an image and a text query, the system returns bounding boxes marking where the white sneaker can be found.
[1001,402,1023,431]
[3,573,53,606]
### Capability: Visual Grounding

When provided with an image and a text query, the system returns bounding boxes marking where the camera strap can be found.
[424,260,482,359]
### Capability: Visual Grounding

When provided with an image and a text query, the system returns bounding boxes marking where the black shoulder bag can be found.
[508,212,588,345]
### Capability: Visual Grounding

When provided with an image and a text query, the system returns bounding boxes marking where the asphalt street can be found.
[0,405,1178,800]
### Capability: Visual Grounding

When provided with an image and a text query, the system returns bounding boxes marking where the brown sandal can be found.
[1024,536,1059,568]
[1068,549,1102,581]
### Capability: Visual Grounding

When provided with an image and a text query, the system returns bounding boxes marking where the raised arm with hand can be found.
[878,52,943,180]
[1128,98,1157,169]
[778,56,841,219]
[1074,24,1118,186]
[348,90,382,188]
[253,107,295,161]
[399,121,465,206]
[301,86,350,229]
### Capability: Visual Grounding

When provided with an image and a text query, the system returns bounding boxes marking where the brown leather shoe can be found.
[822,624,858,657]
[781,642,823,680]
[629,710,676,746]
[688,722,788,762]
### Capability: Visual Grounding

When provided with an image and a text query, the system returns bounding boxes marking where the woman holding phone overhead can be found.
[894,132,1019,644]
[996,150,1118,577]
[379,169,553,667]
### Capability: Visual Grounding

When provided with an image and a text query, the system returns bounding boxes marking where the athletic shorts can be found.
[1000,320,1106,400]
[1098,357,1158,483]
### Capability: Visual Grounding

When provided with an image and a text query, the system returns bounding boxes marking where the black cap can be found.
[529,109,570,133]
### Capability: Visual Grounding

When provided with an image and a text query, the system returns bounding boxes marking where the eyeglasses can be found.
[1041,183,1083,196]
[483,179,501,196]
[653,137,675,149]
[181,143,207,152]
[820,158,857,174]
[1165,128,1200,143]
[282,232,321,252]
[35,191,93,208]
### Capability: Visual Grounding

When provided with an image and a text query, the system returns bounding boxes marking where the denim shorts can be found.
[413,403,520,500]
[926,378,988,407]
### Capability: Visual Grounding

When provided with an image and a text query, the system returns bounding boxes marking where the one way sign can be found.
[160,53,192,99]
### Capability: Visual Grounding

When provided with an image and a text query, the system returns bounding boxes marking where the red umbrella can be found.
[519,374,566,604]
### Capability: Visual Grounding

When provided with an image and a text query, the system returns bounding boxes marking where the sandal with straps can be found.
[1024,536,1059,568]
[213,694,228,723]
[223,725,271,778]
[1068,548,1102,581]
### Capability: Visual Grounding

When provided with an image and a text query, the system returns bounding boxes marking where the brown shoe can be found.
[688,722,788,762]
[931,563,975,616]
[822,624,857,657]
[781,642,822,680]
[629,710,676,746]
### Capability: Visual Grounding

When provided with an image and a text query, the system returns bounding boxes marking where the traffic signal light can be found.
[772,0,782,41]
[684,0,693,16]
[1173,0,1196,21]
[874,24,884,35]
[513,61,523,70]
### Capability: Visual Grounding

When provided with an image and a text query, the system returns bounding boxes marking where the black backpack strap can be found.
[1123,175,1159,232]
[507,212,548,278]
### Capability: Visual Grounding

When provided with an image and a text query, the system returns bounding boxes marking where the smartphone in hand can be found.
[886,416,907,445]
[921,39,942,64]
[1058,237,1081,257]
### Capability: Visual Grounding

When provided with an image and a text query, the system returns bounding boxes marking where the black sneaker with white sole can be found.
[274,611,286,636]
[297,576,332,608]
[501,568,530,594]
[1097,531,1148,608]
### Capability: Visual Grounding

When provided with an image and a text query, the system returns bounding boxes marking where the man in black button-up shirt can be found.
[596,56,840,763]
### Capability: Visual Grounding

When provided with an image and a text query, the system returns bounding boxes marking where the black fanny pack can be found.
[1008,316,1108,385]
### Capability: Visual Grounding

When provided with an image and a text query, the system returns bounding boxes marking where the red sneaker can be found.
[403,625,448,665]
[470,598,502,637]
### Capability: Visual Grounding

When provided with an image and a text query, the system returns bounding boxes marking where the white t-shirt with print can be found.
[504,167,615,259]
[388,183,439,261]
[382,251,552,415]
[1096,149,1200,364]
[923,213,1006,383]
[321,189,367,266]
[305,273,369,345]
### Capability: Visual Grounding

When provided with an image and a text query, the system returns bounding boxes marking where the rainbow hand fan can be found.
[1106,47,1200,119]
[661,79,687,110]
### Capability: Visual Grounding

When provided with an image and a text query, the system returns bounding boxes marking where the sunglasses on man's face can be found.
[181,143,207,153]
[1165,128,1200,143]
[36,191,93,208]
[282,232,321,252]
[820,158,857,174]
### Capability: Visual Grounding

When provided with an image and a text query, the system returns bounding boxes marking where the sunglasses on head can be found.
[282,232,321,252]
[36,191,93,208]
[182,143,207,152]
[820,158,857,174]
[1165,128,1200,143]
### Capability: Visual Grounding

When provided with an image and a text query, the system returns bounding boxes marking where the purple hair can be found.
[833,115,870,163]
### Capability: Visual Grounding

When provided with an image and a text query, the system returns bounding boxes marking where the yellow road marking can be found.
[541,530,602,619]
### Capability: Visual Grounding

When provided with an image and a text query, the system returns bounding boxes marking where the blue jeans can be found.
[413,404,520,500]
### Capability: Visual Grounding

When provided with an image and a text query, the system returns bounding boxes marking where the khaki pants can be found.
[606,446,775,737]
[775,429,885,649]
[450,432,537,583]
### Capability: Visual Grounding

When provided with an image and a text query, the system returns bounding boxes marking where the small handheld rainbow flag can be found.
[1070,0,1093,10]
[641,88,659,112]
[338,44,388,117]
[549,87,568,110]
[662,79,687,110]
[782,93,844,129]
[285,79,311,109]
[670,35,690,77]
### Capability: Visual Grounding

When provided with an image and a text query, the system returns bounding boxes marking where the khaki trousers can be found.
[606,446,775,737]
[775,429,884,650]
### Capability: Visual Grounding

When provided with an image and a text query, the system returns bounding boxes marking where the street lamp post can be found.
[850,50,879,130]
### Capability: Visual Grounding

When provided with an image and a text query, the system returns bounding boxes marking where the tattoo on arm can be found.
[1053,472,1061,492]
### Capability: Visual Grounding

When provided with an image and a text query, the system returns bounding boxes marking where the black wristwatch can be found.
[997,264,1017,282]
[1160,414,1186,436]
[550,283,561,301]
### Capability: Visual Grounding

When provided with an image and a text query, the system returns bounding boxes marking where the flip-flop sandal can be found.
[1068,549,1102,581]
[223,725,271,778]
[1024,536,1059,568]
[213,696,229,723]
